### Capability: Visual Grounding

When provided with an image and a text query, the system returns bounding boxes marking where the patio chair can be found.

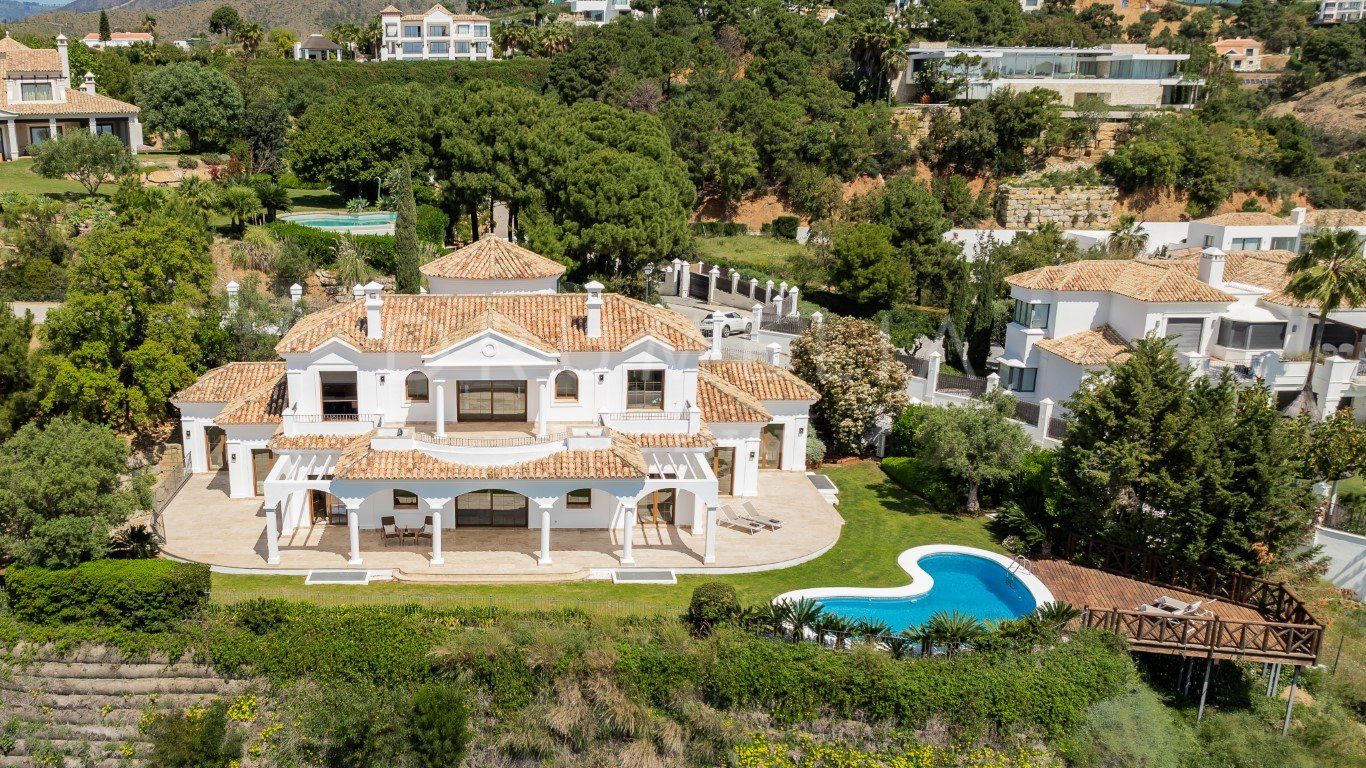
[380,515,403,547]
[718,505,763,534]
[739,501,783,530]
[412,515,434,545]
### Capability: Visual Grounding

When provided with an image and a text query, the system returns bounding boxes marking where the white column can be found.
[128,117,142,154]
[266,501,281,565]
[1037,397,1054,443]
[47,117,57,138]
[431,509,444,565]
[4,120,17,160]
[620,502,635,565]
[347,505,362,565]
[538,504,553,565]
[678,261,690,296]
[985,372,1000,393]
[435,380,446,437]
[703,503,718,564]
[707,266,720,303]
[536,378,548,437]
[87,117,97,134]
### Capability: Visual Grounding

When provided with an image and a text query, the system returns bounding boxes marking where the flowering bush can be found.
[790,315,908,456]
[733,733,1052,768]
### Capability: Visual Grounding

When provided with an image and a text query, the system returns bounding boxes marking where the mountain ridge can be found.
[8,0,406,39]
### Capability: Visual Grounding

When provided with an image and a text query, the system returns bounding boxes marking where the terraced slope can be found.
[0,645,247,768]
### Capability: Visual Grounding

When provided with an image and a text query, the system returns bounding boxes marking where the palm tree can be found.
[922,611,986,655]
[783,598,824,643]
[852,619,891,643]
[237,22,264,58]
[884,632,914,659]
[1033,602,1081,632]
[1283,228,1366,418]
[815,613,855,649]
[141,14,157,36]
[1106,215,1148,259]
[536,22,573,57]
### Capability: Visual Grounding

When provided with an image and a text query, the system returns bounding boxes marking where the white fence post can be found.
[677,261,690,296]
[752,303,764,334]
[811,310,823,327]
[749,277,760,298]
[985,372,1000,393]
[1037,397,1054,443]
[926,351,941,405]
[730,269,741,293]
[767,343,782,366]
[708,266,720,303]
[787,286,800,317]
[765,280,775,304]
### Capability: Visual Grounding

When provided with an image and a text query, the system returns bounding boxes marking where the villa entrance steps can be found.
[392,564,591,583]
[0,645,247,768]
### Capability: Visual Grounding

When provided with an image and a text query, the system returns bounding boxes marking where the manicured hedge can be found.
[416,204,449,246]
[5,559,210,632]
[267,222,397,275]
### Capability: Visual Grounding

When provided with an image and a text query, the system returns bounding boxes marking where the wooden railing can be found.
[1063,533,1322,662]
[1079,608,1322,663]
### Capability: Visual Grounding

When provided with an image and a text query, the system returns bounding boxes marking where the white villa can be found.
[1000,242,1366,416]
[0,34,142,160]
[378,4,493,61]
[565,0,641,25]
[894,43,1200,110]
[81,32,155,50]
[171,236,821,573]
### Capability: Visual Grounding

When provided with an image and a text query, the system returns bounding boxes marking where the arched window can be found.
[405,371,429,403]
[555,370,579,401]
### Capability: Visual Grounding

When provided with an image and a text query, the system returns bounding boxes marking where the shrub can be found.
[880,456,959,513]
[176,155,199,170]
[266,222,395,276]
[692,221,748,237]
[144,701,244,768]
[1060,685,1198,768]
[415,204,448,246]
[806,433,827,465]
[409,682,472,768]
[771,215,800,240]
[5,559,210,632]
[685,582,741,635]
[233,597,295,635]
[272,679,410,768]
[885,404,930,457]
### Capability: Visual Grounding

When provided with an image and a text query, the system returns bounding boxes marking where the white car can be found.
[700,311,753,338]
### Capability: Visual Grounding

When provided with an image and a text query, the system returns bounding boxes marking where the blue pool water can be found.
[283,212,396,233]
[816,554,1038,632]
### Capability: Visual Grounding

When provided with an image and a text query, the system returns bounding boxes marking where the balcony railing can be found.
[288,413,382,426]
[414,428,569,448]
[599,410,691,421]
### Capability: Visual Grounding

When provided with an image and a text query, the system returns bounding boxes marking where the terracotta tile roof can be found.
[1195,212,1289,226]
[268,433,359,451]
[697,370,771,423]
[1303,209,1366,227]
[425,309,558,355]
[300,34,341,51]
[276,294,707,355]
[0,36,28,54]
[1035,325,1132,366]
[1153,250,1294,292]
[83,32,154,41]
[333,432,647,480]
[1214,39,1260,51]
[1,87,140,116]
[380,4,401,12]
[174,362,285,403]
[0,47,61,73]
[420,235,566,281]
[215,376,288,425]
[621,426,717,448]
[1006,260,1234,303]
[700,359,819,402]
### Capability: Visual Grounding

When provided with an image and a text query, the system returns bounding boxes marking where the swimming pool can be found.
[775,545,1054,633]
[281,212,396,235]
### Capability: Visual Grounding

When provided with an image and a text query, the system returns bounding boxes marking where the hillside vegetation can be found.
[1265,73,1366,152]
[11,0,389,39]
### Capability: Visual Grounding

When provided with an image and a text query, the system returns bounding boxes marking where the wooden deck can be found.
[1032,559,1264,623]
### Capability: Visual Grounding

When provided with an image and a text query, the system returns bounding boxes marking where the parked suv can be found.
[700,310,753,338]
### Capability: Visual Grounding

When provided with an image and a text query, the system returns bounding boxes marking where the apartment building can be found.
[894,43,1200,110]
[378,5,493,62]
[1318,0,1363,23]
[0,34,142,160]
[1214,38,1262,72]
[173,236,818,570]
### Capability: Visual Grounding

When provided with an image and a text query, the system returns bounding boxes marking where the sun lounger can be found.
[740,501,783,530]
[1139,597,1213,618]
[718,505,763,534]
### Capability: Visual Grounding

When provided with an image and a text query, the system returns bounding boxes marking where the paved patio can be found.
[159,472,843,581]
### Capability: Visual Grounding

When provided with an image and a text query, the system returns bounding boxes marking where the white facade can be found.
[173,244,816,569]
[81,32,155,50]
[1318,0,1363,23]
[895,43,1200,110]
[566,0,641,24]
[379,5,493,61]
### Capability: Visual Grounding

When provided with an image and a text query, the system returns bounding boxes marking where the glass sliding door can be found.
[760,424,784,469]
[251,449,274,496]
[455,489,529,526]
[457,380,527,422]
[205,427,227,470]
[712,447,736,496]
[636,489,676,524]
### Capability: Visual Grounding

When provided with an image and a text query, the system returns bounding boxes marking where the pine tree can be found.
[99,10,111,42]
[393,158,421,294]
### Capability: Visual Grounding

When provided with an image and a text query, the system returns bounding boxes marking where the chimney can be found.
[585,280,603,339]
[80,71,96,95]
[56,34,69,82]
[351,283,365,301]
[1198,247,1226,287]
[708,310,725,359]
[364,281,384,340]
[1290,206,1307,226]
[767,343,782,366]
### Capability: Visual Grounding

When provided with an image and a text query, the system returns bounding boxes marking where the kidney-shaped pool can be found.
[775,545,1055,633]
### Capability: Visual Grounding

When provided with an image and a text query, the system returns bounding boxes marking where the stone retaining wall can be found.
[996,184,1118,228]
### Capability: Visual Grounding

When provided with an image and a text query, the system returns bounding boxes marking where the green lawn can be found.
[695,234,807,273]
[0,157,91,198]
[286,188,347,211]
[211,460,1001,614]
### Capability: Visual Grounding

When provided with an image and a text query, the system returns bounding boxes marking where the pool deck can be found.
[1031,559,1263,622]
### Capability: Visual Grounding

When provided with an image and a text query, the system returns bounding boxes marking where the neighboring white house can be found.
[1318,0,1364,23]
[378,4,493,61]
[1213,38,1263,72]
[0,34,142,160]
[294,34,343,61]
[565,0,641,25]
[893,0,1043,12]
[81,32,155,50]
[1000,246,1366,416]
[172,235,818,568]
[893,42,1200,110]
